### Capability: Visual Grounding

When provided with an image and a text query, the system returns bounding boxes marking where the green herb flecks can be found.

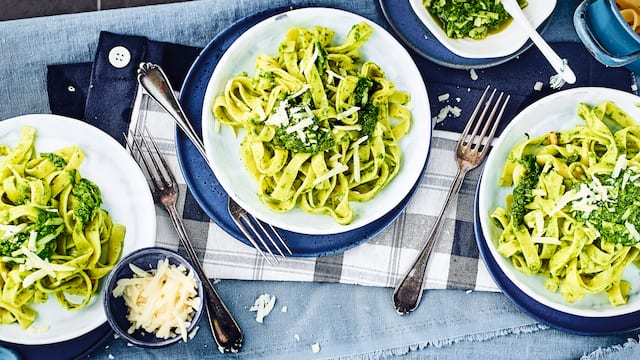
[424,0,528,40]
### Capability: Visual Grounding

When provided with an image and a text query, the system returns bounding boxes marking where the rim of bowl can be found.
[103,247,205,347]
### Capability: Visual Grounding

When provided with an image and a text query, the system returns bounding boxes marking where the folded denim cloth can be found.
[47,31,635,293]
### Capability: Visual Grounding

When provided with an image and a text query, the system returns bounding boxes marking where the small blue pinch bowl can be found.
[103,247,204,348]
[574,0,640,73]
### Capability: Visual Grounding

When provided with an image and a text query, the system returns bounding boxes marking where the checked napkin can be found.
[47,31,635,293]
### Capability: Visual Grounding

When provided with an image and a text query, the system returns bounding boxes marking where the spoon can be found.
[501,0,576,86]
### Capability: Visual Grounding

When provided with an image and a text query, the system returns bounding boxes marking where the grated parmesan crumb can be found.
[466,289,473,294]
[281,305,288,313]
[633,84,638,92]
[533,81,544,91]
[189,325,200,340]
[432,105,463,125]
[549,73,566,89]
[311,343,321,353]
[469,69,478,81]
[108,354,115,360]
[437,93,450,102]
[250,293,276,323]
[294,334,300,341]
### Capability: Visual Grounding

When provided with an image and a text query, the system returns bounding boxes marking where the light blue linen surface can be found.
[0,0,640,359]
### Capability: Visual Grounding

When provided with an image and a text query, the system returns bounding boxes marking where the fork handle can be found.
[165,204,243,353]
[392,166,468,315]
[137,62,209,161]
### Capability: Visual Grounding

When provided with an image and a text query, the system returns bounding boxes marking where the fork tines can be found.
[459,85,510,156]
[125,128,293,265]
[227,198,292,265]
[125,128,175,199]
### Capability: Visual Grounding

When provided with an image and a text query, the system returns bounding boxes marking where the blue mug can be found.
[574,0,640,73]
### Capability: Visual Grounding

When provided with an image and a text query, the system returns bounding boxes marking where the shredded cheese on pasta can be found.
[211,22,412,224]
[491,101,640,306]
[0,127,125,329]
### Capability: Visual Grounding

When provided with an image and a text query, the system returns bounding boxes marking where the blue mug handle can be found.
[574,0,640,67]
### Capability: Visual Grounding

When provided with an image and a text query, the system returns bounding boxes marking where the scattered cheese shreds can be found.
[612,154,627,179]
[432,105,462,124]
[437,93,450,102]
[303,46,319,75]
[313,163,349,186]
[290,84,311,99]
[112,258,201,342]
[311,343,321,353]
[336,106,360,120]
[250,293,276,323]
[470,69,478,81]
[534,81,544,91]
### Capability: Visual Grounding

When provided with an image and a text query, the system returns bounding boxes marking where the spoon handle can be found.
[502,0,576,84]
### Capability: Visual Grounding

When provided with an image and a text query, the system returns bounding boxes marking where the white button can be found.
[108,46,131,68]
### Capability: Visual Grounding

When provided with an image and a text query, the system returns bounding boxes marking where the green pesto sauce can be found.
[272,93,335,154]
[0,209,63,260]
[271,76,381,154]
[511,154,541,226]
[576,171,640,246]
[424,0,527,40]
[43,152,67,169]
[273,124,335,154]
[71,178,103,225]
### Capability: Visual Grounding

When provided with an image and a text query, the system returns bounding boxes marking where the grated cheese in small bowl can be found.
[103,247,204,348]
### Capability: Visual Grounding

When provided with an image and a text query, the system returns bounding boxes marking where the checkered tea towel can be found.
[130,88,499,292]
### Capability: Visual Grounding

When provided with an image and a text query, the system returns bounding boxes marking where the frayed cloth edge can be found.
[580,336,640,360]
[336,323,549,360]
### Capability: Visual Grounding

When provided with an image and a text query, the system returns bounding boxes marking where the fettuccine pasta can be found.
[490,101,640,306]
[211,23,412,224]
[0,127,125,328]
[617,0,640,33]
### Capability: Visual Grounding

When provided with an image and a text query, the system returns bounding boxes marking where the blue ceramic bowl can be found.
[574,0,640,72]
[103,247,204,347]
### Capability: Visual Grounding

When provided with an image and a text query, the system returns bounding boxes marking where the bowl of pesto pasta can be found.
[478,87,640,319]
[408,0,557,59]
[201,8,431,235]
[0,114,156,345]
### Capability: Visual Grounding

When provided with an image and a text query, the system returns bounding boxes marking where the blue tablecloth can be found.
[1,0,640,359]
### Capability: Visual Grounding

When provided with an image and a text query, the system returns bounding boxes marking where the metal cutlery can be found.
[136,62,291,264]
[393,85,510,315]
[126,129,243,352]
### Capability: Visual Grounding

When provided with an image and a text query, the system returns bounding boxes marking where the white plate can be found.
[0,114,156,345]
[201,7,431,235]
[409,0,556,59]
[478,87,640,317]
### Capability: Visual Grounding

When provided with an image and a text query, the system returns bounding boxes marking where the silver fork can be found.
[136,62,291,264]
[393,85,510,315]
[127,129,243,353]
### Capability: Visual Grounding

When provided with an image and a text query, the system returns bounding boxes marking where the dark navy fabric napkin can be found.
[47,33,634,144]
[47,31,201,145]
[414,42,635,136]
